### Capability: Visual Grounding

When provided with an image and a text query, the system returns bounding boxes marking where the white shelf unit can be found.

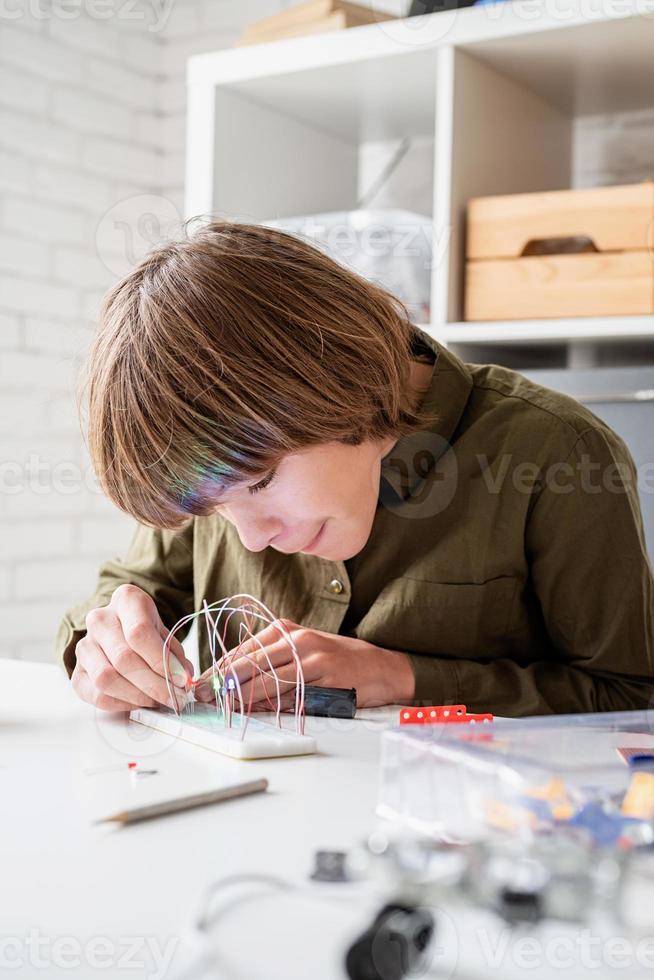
[185,1,654,368]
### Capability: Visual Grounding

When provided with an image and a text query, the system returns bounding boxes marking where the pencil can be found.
[94,778,269,825]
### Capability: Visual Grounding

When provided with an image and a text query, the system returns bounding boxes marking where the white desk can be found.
[1,660,650,980]
[0,660,398,980]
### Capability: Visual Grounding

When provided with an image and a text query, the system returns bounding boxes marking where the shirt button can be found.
[327,578,344,595]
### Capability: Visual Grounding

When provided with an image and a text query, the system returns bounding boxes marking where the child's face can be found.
[212,439,395,561]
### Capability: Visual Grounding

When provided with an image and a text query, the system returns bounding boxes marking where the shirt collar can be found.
[380,328,474,501]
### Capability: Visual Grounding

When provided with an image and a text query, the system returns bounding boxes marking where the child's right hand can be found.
[71,584,193,712]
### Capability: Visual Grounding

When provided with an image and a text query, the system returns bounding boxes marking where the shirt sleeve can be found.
[408,424,654,714]
[55,521,195,679]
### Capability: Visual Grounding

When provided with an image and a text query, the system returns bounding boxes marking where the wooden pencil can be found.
[94,778,269,825]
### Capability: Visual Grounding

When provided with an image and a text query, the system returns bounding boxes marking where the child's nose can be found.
[235,515,282,553]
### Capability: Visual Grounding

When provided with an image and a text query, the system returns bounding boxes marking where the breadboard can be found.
[130,704,317,760]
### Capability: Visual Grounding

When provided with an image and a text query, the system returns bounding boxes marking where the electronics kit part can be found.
[616,747,654,764]
[345,902,435,980]
[301,685,357,719]
[485,767,654,848]
[621,771,654,820]
[310,850,350,883]
[399,703,494,725]
[84,761,159,777]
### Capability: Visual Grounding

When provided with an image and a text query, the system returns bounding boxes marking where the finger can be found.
[89,612,179,706]
[224,636,299,680]
[196,641,295,702]
[77,634,165,709]
[250,690,297,713]
[229,619,299,662]
[158,621,195,683]
[234,658,319,709]
[194,636,299,702]
[71,664,146,713]
[112,587,188,686]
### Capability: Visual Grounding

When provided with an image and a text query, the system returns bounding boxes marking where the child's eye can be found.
[248,468,277,495]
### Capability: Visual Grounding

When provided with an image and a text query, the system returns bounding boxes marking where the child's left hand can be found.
[193,620,415,709]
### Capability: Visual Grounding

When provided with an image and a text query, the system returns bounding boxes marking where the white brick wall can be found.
[0,0,652,666]
[0,1,298,663]
[0,7,160,662]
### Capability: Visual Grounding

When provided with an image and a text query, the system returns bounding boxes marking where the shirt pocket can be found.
[354,576,518,659]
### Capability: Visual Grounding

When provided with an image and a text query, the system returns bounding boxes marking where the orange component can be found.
[621,772,654,819]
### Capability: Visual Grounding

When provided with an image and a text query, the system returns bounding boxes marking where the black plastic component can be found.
[345,902,434,980]
[410,0,475,14]
[301,685,357,719]
[497,886,543,924]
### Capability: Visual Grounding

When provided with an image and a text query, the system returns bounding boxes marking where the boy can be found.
[57,222,654,715]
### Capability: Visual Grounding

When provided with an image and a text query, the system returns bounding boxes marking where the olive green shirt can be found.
[56,332,654,715]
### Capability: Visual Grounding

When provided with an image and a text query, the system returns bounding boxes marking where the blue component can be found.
[568,803,623,846]
[568,802,643,847]
[629,754,654,770]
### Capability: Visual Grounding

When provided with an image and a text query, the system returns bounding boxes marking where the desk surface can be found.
[0,660,398,980]
[1,660,649,980]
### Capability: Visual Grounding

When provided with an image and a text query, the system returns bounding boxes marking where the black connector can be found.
[300,685,357,719]
[345,902,435,980]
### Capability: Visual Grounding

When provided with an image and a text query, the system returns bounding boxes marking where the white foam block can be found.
[130,704,317,760]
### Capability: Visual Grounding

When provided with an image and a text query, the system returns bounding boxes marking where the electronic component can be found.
[310,850,349,882]
[399,703,493,725]
[153,593,317,756]
[301,685,357,719]
[345,902,434,980]
[130,704,316,760]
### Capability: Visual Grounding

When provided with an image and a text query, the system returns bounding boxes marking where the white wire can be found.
[161,593,307,736]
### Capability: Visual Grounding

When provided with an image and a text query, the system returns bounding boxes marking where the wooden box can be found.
[237,1,395,46]
[465,182,654,321]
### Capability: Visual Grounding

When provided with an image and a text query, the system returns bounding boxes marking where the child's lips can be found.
[300,521,326,553]
[271,521,326,554]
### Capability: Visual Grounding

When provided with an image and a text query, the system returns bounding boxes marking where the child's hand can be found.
[71,584,194,711]
[193,620,415,710]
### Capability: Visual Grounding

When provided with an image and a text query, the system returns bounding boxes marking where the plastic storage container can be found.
[378,711,654,847]
[268,209,433,323]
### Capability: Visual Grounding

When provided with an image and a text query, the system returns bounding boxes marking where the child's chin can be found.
[318,541,362,562]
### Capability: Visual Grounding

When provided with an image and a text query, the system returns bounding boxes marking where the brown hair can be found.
[86,220,427,528]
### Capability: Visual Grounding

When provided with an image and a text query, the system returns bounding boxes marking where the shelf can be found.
[464,14,654,117]
[214,49,438,146]
[185,0,654,365]
[189,2,654,117]
[427,317,654,346]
